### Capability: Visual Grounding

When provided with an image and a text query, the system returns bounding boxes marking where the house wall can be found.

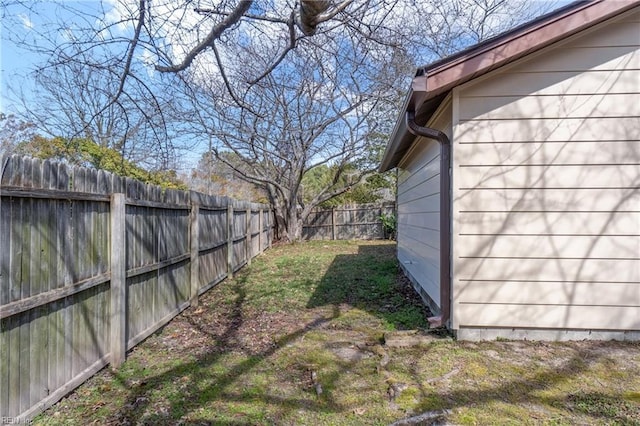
[397,98,452,313]
[451,9,640,338]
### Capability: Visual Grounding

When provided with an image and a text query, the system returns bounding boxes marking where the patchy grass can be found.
[34,241,640,425]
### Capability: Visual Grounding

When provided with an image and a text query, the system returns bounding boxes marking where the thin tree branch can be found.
[211,42,264,117]
[248,12,299,85]
[193,8,288,24]
[155,0,253,73]
[311,0,353,26]
[75,0,145,144]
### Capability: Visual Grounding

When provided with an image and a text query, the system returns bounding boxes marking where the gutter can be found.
[405,111,451,328]
[380,0,640,174]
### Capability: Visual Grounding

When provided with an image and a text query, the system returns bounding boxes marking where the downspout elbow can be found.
[405,111,450,146]
[404,111,452,329]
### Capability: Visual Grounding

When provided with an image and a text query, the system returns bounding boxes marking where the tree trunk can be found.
[284,205,303,242]
[272,201,304,243]
[284,218,303,242]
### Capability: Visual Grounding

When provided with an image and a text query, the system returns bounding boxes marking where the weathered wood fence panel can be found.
[302,203,395,241]
[0,155,274,421]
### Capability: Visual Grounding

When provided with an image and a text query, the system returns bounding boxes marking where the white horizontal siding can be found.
[456,304,640,330]
[398,245,440,304]
[461,68,639,97]
[457,117,638,142]
[457,258,639,283]
[457,211,639,235]
[452,141,640,165]
[457,281,640,306]
[460,94,640,121]
[399,233,440,269]
[397,99,452,311]
[457,164,639,189]
[397,136,442,307]
[398,143,440,187]
[397,174,440,206]
[457,234,639,259]
[451,9,640,333]
[398,211,440,232]
[456,187,639,212]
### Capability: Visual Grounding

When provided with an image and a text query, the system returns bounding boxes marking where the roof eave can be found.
[378,87,447,172]
[412,0,640,99]
[379,0,640,172]
[378,89,412,172]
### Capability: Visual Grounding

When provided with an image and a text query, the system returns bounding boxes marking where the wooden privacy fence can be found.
[302,203,396,240]
[0,155,273,421]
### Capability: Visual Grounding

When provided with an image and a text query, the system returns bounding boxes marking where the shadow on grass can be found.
[79,242,637,425]
[407,344,640,425]
[105,257,367,424]
[108,293,340,424]
[306,243,431,331]
[101,242,422,424]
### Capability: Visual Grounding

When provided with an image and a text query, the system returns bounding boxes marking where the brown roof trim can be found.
[379,0,640,172]
[412,0,639,100]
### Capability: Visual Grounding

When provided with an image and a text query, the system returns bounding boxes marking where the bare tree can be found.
[3,0,547,117]
[187,151,266,201]
[398,0,551,59]
[178,41,391,240]
[0,113,35,157]
[1,0,556,240]
[16,51,179,170]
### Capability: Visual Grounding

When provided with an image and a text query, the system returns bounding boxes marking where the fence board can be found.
[0,192,10,305]
[20,193,31,301]
[198,245,227,292]
[302,203,395,241]
[18,309,30,413]
[8,316,20,416]
[28,308,39,411]
[0,155,273,421]
[0,316,8,414]
[190,203,199,305]
[62,292,73,407]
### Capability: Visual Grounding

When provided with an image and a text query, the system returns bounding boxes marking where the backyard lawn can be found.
[35,241,640,425]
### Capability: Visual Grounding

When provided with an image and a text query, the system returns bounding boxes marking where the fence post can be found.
[110,193,126,368]
[227,203,234,279]
[246,207,252,265]
[258,208,263,254]
[331,207,337,240]
[268,209,273,248]
[190,201,199,306]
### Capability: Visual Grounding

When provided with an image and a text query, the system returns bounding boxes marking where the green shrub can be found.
[380,212,397,240]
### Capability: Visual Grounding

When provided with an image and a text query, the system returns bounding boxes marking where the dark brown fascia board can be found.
[379,0,640,172]
[413,0,590,77]
[412,0,639,99]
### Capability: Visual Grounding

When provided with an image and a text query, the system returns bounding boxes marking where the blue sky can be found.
[1,0,571,171]
[1,0,572,118]
[1,14,39,114]
[1,1,115,114]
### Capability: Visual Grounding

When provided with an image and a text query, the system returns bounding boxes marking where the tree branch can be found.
[155,0,253,73]
[310,0,353,26]
[296,0,355,36]
[211,42,264,117]
[248,11,299,85]
[193,8,288,24]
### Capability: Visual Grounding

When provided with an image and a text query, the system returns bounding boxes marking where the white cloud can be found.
[18,14,34,30]
[103,0,136,33]
[101,0,297,85]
